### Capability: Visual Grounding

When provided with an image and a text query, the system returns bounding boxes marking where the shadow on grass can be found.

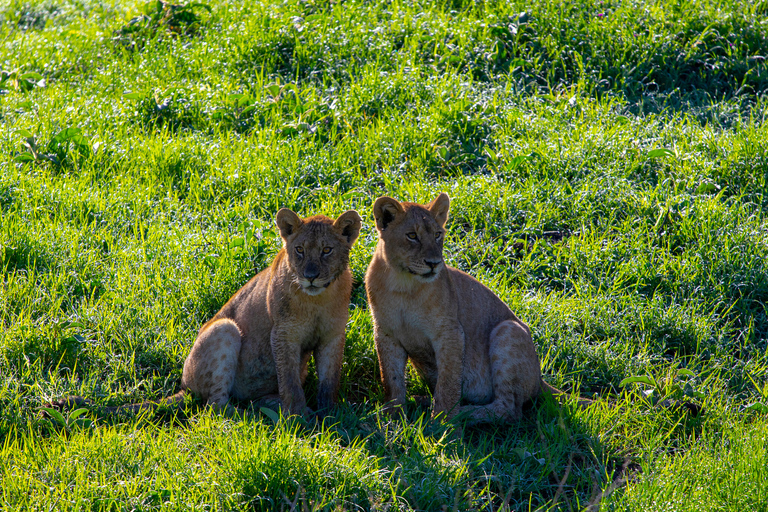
[11,372,710,511]
[312,394,639,511]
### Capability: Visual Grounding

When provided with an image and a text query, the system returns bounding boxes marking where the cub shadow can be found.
[302,391,624,511]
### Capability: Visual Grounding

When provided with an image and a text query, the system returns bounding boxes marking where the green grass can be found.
[2,0,768,509]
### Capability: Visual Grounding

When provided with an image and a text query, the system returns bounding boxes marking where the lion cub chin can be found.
[182,208,362,416]
[365,193,541,423]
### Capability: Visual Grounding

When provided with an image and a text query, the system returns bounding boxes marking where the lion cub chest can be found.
[283,297,345,350]
[378,290,456,360]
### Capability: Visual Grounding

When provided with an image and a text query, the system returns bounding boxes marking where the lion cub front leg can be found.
[375,329,409,414]
[313,334,345,414]
[270,327,308,415]
[431,326,464,419]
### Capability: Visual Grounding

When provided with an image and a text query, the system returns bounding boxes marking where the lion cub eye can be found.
[406,232,418,240]
[435,231,442,240]
[322,247,333,255]
[295,247,304,255]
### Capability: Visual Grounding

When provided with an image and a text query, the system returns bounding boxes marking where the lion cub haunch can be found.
[182,208,362,415]
[365,193,541,423]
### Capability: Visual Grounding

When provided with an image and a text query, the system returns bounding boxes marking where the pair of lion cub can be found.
[181,193,553,423]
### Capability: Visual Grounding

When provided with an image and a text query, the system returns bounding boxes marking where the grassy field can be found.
[2,0,768,509]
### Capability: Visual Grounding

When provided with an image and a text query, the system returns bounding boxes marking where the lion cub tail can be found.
[540,380,594,409]
[42,391,186,417]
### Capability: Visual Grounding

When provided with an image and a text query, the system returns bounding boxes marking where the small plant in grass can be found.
[745,373,768,414]
[124,88,206,131]
[14,128,92,170]
[0,69,45,93]
[211,92,260,133]
[620,366,704,413]
[113,0,212,51]
[40,407,93,433]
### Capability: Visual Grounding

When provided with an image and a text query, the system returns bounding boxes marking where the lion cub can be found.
[365,193,541,422]
[183,208,362,415]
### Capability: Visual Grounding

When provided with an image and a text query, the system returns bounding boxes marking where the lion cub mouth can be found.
[302,285,326,295]
[298,277,334,295]
[408,266,442,282]
[418,272,440,282]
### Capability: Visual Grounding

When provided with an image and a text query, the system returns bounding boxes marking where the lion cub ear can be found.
[373,196,404,232]
[428,192,450,228]
[275,208,303,240]
[334,210,362,245]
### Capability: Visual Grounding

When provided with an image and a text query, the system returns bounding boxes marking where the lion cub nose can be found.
[304,262,320,281]
[424,259,441,270]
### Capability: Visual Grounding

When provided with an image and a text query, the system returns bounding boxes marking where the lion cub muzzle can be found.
[298,259,329,295]
[409,257,444,282]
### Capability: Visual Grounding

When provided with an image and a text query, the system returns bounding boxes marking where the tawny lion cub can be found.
[365,193,541,423]
[183,208,362,415]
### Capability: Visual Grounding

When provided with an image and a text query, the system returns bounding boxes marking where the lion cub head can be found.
[276,209,362,295]
[372,193,450,283]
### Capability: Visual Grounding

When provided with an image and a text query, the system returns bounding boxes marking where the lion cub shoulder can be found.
[182,208,362,415]
[365,193,541,422]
